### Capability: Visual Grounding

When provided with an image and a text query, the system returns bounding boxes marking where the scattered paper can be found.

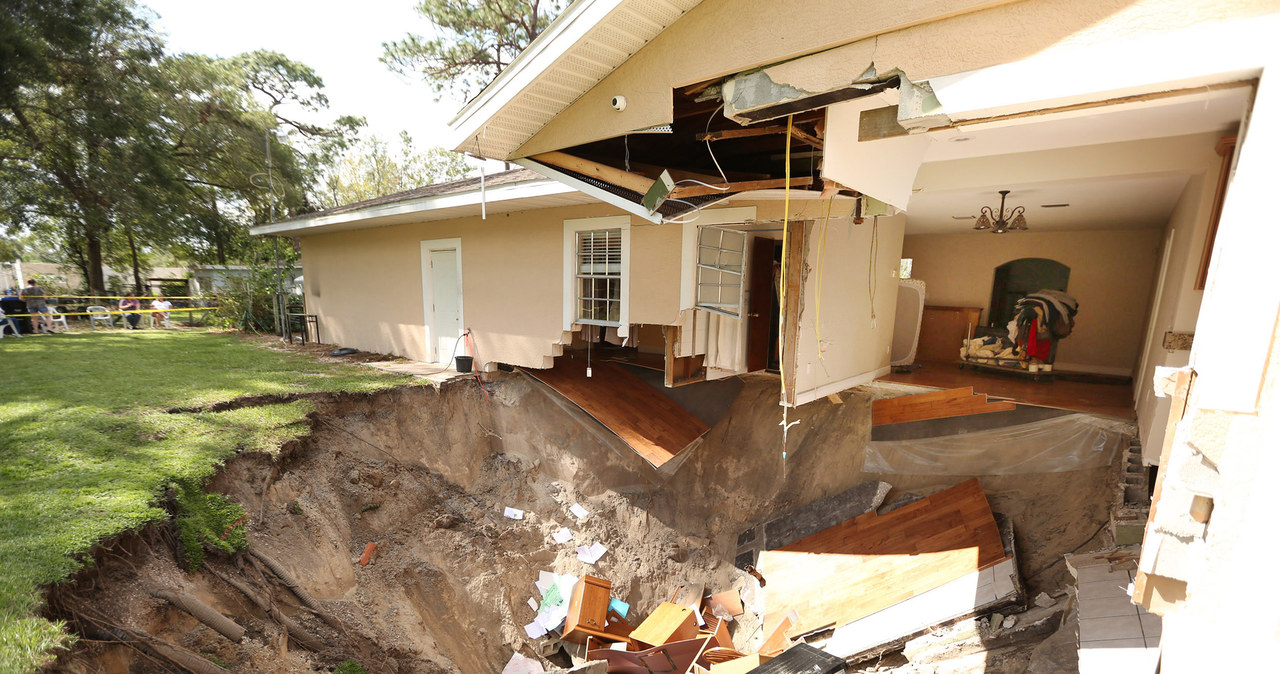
[523,621,548,639]
[535,570,557,595]
[503,652,546,674]
[552,527,573,544]
[504,507,525,520]
[536,608,566,632]
[527,597,539,612]
[577,541,608,565]
[569,503,590,520]
[609,598,630,618]
[609,641,629,651]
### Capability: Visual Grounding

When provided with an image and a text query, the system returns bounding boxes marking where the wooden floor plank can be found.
[758,479,1008,636]
[519,354,710,467]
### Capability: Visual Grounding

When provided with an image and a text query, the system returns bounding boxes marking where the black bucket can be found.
[455,355,474,373]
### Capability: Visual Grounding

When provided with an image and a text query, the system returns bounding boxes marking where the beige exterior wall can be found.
[299,200,832,371]
[516,0,1276,158]
[902,228,1162,375]
[301,202,620,368]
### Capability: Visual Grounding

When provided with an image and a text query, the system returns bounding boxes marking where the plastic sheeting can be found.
[863,414,1132,475]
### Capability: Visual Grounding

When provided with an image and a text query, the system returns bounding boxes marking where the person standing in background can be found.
[19,280,51,334]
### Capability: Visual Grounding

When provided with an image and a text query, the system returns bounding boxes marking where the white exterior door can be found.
[421,239,464,363]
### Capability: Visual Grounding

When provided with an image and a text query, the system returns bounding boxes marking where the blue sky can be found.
[142,0,468,152]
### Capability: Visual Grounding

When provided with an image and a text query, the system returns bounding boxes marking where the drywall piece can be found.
[824,96,930,210]
[822,518,1023,662]
[504,652,547,674]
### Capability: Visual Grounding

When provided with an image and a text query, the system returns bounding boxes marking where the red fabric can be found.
[1025,318,1052,361]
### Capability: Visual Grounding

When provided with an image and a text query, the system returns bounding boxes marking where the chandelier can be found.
[973,190,1028,234]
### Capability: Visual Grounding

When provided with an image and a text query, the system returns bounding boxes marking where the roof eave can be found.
[448,0,627,156]
[250,178,574,237]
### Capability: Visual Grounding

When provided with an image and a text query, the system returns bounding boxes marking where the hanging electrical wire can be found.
[868,214,880,324]
[779,114,796,480]
[814,196,833,360]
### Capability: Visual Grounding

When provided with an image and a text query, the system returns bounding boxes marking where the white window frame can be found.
[695,226,748,317]
[564,215,630,336]
[678,207,757,310]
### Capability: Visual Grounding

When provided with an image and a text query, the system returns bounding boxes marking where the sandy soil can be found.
[45,371,1121,672]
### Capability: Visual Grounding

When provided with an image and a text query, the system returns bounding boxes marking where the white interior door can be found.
[422,240,463,363]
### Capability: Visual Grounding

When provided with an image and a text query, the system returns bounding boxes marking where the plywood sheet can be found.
[757,478,1008,636]
[520,355,710,467]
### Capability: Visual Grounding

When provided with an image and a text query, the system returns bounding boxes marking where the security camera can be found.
[611,95,627,111]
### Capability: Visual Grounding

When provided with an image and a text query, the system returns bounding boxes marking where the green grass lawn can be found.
[0,330,419,672]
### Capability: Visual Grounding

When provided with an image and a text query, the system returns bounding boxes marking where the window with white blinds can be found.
[576,228,622,326]
[695,226,747,317]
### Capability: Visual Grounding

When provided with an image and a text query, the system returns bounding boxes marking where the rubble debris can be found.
[503,651,547,673]
[358,542,377,566]
[900,599,1068,665]
[1034,592,1055,608]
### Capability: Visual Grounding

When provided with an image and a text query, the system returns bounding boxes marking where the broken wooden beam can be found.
[530,151,656,195]
[789,126,824,150]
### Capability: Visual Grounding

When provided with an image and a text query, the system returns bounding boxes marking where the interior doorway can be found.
[420,238,464,364]
[988,258,1070,328]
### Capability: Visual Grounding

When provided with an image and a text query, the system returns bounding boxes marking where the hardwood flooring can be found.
[758,478,1008,636]
[519,353,710,467]
[871,386,1017,425]
[879,360,1135,419]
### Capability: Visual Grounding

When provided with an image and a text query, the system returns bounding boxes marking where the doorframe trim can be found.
[420,238,464,364]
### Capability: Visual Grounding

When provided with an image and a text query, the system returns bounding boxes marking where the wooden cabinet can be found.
[917,306,983,362]
[564,575,633,644]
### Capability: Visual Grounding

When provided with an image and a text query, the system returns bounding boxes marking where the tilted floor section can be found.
[519,354,710,467]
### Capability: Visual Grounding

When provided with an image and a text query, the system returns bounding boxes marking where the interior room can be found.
[849,84,1249,420]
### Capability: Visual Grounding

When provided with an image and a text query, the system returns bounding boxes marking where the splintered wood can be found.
[871,386,1015,425]
[757,479,1009,636]
[519,356,710,467]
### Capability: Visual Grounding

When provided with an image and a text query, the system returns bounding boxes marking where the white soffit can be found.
[449,0,701,160]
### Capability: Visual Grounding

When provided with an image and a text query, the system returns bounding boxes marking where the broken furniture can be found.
[917,305,983,362]
[630,602,699,649]
[563,575,634,645]
[587,635,715,674]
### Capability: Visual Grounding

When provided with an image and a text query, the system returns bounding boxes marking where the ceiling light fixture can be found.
[973,189,1028,234]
